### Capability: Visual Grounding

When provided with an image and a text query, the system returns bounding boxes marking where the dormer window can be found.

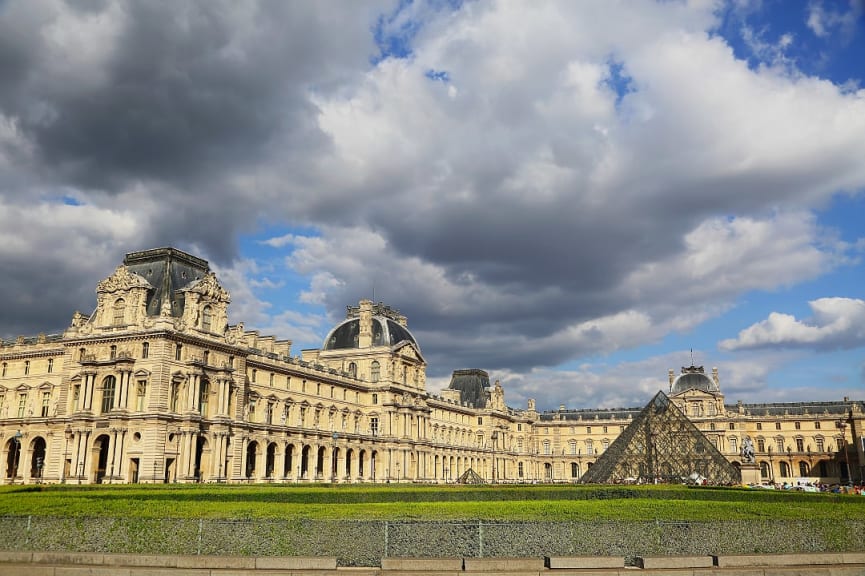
[112,298,125,326]
[201,305,213,332]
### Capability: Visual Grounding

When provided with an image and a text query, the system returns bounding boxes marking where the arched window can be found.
[571,462,580,478]
[112,298,125,326]
[201,305,213,332]
[141,342,149,359]
[799,461,810,477]
[585,440,594,455]
[101,376,117,413]
[370,361,380,382]
[760,461,770,478]
[779,461,791,478]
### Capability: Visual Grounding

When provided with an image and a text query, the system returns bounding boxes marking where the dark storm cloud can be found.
[0,0,392,337]
[0,2,354,191]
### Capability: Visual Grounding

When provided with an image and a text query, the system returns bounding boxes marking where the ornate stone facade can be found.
[0,248,862,485]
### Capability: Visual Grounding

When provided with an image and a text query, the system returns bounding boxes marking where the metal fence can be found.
[0,516,862,566]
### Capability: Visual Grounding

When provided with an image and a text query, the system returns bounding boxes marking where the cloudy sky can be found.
[1,0,863,411]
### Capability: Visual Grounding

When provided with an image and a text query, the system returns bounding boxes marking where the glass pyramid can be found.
[580,391,740,485]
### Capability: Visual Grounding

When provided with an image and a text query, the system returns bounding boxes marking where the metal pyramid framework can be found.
[580,391,741,485]
[456,468,486,484]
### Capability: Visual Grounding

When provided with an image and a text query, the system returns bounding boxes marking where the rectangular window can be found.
[370,417,379,436]
[269,373,274,386]
[41,392,50,417]
[478,417,483,425]
[24,361,30,375]
[776,438,784,452]
[543,441,551,455]
[517,423,522,431]
[775,422,781,430]
[298,406,306,426]
[141,342,149,359]
[585,441,593,456]
[569,440,577,455]
[251,369,257,383]
[18,393,27,418]
[816,437,824,451]
[248,398,256,421]
[756,422,762,430]
[47,359,53,373]
[136,381,146,411]
[814,421,821,429]
[72,385,81,410]
[372,393,378,405]
[729,438,738,454]
[175,344,182,361]
[795,421,801,430]
[266,402,273,425]
[757,438,765,452]
[109,346,117,360]
[602,425,608,434]
[517,438,523,451]
[0,394,5,414]
[586,427,591,434]
[518,462,524,478]
[729,422,735,430]
[796,438,804,451]
[710,422,716,431]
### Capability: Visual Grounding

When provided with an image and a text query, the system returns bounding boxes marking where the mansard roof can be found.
[447,369,490,409]
[121,247,211,318]
[731,400,863,417]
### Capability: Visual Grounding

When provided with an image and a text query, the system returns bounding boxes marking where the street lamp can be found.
[331,432,338,484]
[786,446,793,480]
[767,446,774,483]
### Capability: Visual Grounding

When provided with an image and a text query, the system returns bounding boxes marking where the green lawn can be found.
[1,483,862,521]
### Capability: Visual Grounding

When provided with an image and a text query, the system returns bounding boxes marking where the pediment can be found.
[97,265,152,294]
[394,341,425,363]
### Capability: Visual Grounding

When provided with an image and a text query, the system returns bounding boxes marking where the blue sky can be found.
[0,0,863,410]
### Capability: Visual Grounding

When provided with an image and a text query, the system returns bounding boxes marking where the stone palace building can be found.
[1,247,862,485]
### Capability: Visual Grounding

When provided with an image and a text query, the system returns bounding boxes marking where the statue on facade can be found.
[741,436,756,464]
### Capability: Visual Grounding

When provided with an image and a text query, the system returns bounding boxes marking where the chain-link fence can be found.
[0,516,862,566]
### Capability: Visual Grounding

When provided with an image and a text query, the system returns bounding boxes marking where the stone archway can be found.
[30,437,47,481]
[246,441,258,479]
[93,434,111,484]
[5,436,23,480]
[284,444,294,479]
[195,436,209,482]
[266,442,277,479]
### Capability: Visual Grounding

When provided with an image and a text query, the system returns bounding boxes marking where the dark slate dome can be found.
[447,369,490,408]
[323,317,418,350]
[670,366,718,395]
